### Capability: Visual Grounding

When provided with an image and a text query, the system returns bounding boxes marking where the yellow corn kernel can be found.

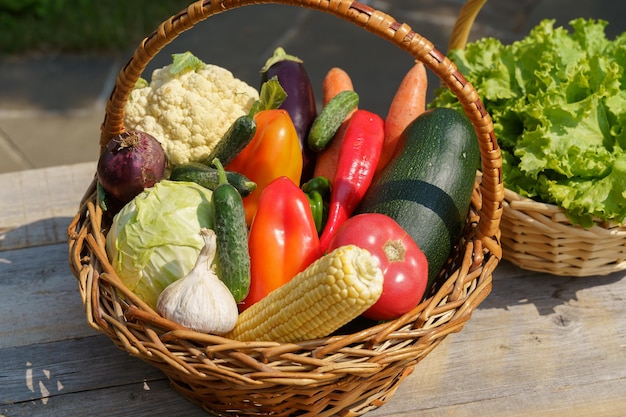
[225,245,383,343]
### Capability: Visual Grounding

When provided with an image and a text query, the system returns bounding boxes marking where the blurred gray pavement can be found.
[1,0,625,174]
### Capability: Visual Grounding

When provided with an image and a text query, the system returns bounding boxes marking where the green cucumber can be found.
[307,90,359,151]
[202,115,256,166]
[169,162,256,197]
[356,108,480,291]
[211,158,251,302]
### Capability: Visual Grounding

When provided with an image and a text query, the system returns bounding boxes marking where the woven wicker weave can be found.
[67,1,503,415]
[448,0,626,277]
[500,188,626,276]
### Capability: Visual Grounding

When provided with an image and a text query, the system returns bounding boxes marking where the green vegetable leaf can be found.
[515,95,612,178]
[134,77,149,89]
[97,181,108,211]
[248,76,287,116]
[169,51,205,76]
[543,152,626,227]
[261,47,303,73]
[432,18,626,225]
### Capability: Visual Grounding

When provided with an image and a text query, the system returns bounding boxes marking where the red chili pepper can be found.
[318,109,384,252]
[240,176,322,311]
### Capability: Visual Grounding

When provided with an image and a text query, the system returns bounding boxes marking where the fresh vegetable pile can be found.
[431,18,626,228]
[99,48,480,342]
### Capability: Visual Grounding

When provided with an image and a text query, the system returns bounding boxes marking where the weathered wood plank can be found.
[0,161,96,251]
[1,381,209,417]
[1,335,164,404]
[1,336,209,417]
[0,243,94,349]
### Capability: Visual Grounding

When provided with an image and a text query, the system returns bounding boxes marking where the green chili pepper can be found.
[302,176,331,235]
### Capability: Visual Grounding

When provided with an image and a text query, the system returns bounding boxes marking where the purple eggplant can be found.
[261,47,318,184]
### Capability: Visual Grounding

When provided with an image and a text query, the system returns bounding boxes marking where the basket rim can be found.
[503,186,626,233]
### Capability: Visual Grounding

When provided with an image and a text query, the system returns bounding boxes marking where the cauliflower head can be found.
[125,60,259,165]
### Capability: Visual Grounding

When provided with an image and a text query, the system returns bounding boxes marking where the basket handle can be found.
[448,0,487,52]
[100,0,503,246]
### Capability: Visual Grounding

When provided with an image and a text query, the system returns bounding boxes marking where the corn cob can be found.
[225,245,383,343]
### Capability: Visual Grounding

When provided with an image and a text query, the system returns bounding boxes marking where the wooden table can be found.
[2,161,626,417]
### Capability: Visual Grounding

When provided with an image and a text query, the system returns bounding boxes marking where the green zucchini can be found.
[356,108,480,291]
[169,162,256,197]
[202,115,256,166]
[211,158,251,303]
[307,90,359,152]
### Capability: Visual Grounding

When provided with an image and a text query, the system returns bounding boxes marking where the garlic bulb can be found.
[156,228,239,334]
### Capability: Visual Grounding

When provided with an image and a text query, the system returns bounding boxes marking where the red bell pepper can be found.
[240,176,322,311]
[226,109,303,225]
[318,109,385,252]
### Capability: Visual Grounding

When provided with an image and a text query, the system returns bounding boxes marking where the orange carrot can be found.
[322,67,354,106]
[376,61,428,175]
[315,67,357,180]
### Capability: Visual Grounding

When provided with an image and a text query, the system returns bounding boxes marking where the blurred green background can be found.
[0,0,190,54]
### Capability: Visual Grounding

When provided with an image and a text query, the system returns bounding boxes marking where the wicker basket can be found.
[67,1,503,415]
[449,0,626,277]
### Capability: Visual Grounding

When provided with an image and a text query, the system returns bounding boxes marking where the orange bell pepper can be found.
[240,176,321,311]
[226,109,303,225]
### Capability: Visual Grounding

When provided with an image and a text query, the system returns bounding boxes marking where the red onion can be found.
[97,130,167,204]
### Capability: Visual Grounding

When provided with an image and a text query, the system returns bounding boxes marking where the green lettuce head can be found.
[105,180,214,309]
[431,18,626,226]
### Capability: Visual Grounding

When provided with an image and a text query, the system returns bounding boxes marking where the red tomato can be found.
[326,213,428,321]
